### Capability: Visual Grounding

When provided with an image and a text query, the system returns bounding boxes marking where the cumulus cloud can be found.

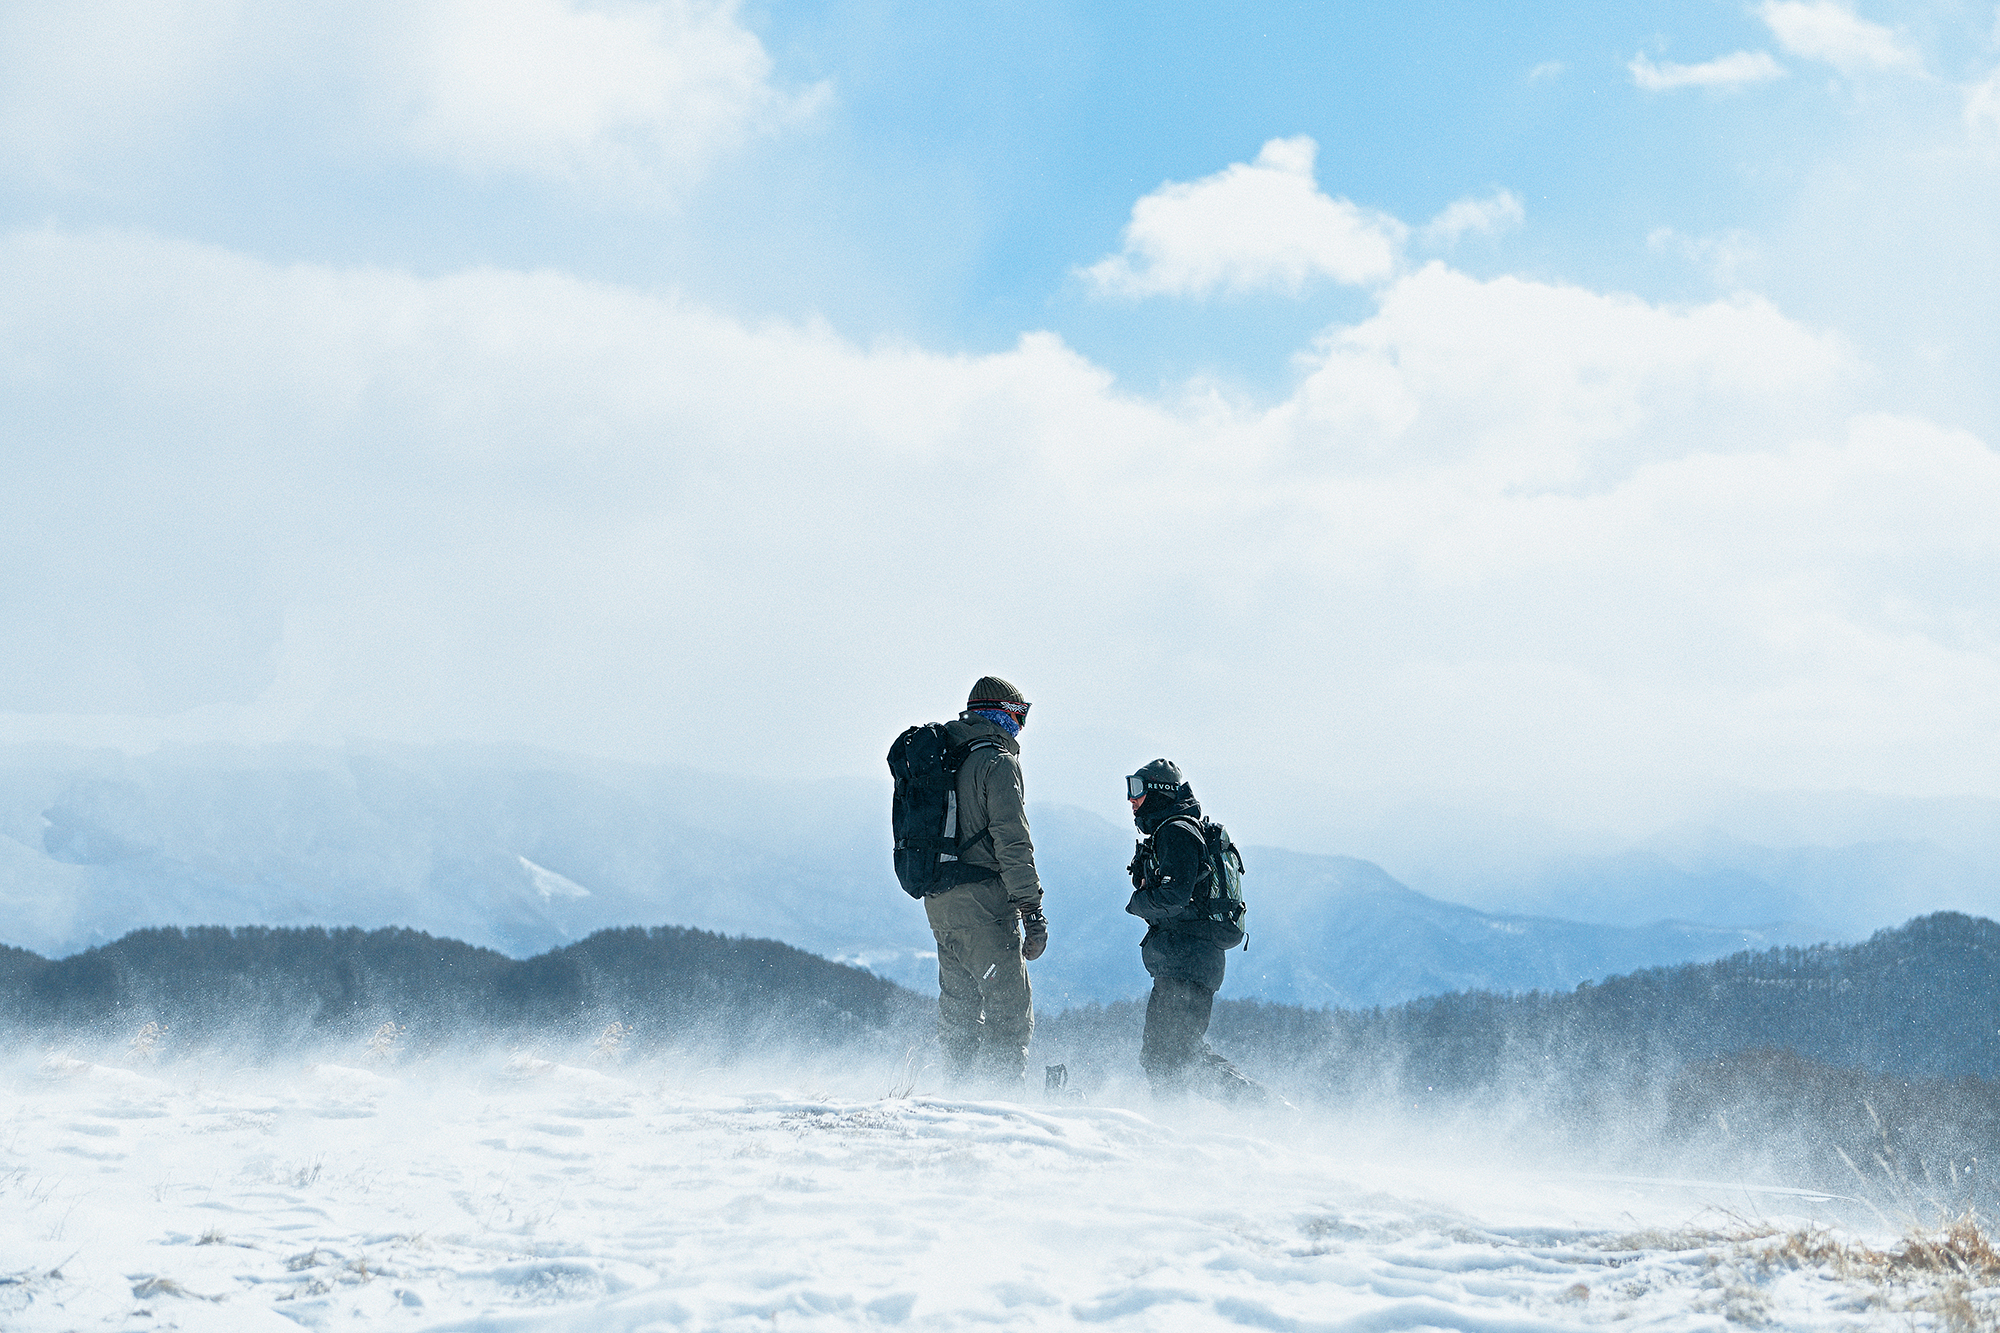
[8,225,1996,831]
[0,0,814,196]
[1758,1,1922,74]
[1629,51,1787,92]
[1081,137,1405,298]
[384,0,821,189]
[1422,190,1525,246]
[1280,264,1853,489]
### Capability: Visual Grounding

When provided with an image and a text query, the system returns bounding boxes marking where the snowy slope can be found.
[0,1049,1969,1332]
[0,743,1835,1008]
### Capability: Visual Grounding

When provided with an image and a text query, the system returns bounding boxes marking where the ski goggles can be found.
[1125,774,1147,799]
[973,699,1030,724]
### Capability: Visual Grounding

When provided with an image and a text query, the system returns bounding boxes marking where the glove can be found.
[1020,905,1048,961]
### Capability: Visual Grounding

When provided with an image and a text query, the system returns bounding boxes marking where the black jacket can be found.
[1125,794,1243,986]
[1125,795,1209,924]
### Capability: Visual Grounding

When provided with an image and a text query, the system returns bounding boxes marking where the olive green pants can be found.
[924,879,1032,1088]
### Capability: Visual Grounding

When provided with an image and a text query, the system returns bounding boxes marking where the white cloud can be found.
[10,226,1999,832]
[1422,190,1525,246]
[1527,61,1566,83]
[1629,51,1787,92]
[1081,137,1405,298]
[1970,67,2000,140]
[1648,226,1763,289]
[0,0,815,197]
[1280,263,1853,489]
[1758,1,1922,74]
[385,0,821,190]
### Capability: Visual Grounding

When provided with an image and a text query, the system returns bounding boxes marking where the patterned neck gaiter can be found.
[971,709,1021,738]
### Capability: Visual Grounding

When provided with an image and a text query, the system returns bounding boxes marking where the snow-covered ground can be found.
[0,1046,1981,1331]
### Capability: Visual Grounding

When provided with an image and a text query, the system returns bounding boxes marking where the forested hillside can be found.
[1036,912,2000,1201]
[1,923,920,1055]
[11,910,1998,1127]
[1281,909,2000,1089]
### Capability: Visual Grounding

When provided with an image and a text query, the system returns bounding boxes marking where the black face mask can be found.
[1134,788,1199,835]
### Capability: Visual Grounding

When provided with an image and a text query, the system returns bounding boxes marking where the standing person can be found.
[1124,759,1262,1102]
[924,677,1048,1090]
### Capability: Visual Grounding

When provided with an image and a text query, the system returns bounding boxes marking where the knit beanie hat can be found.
[967,676,1028,710]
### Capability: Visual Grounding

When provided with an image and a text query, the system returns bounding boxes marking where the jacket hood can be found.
[1135,792,1201,835]
[944,712,1021,755]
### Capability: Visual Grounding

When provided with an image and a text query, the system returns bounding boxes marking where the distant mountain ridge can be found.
[0,742,1837,1008]
[1019,804,1832,1009]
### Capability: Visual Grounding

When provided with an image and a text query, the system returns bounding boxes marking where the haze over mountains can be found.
[1342,788,2000,940]
[4,741,1976,1008]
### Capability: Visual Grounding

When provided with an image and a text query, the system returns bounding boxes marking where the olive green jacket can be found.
[940,712,1043,909]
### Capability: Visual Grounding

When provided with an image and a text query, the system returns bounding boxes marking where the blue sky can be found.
[1,0,1998,843]
[9,0,1992,394]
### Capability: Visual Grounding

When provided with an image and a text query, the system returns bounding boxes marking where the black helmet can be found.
[1125,758,1187,803]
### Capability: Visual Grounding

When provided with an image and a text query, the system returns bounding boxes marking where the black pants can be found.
[1140,976,1216,1091]
[1140,972,1264,1102]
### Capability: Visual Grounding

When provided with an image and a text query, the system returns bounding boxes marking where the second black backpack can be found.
[887,724,1000,899]
[1162,815,1247,946]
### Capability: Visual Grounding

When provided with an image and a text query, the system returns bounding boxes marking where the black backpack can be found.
[887,724,1000,899]
[1165,815,1248,936]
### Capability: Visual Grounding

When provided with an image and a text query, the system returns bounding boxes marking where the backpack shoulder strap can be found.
[946,738,1001,772]
[1158,816,1208,880]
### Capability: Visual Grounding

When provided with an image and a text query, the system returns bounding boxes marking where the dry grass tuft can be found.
[129,1275,218,1301]
[1754,1211,2000,1283]
[1606,1209,2000,1330]
[1886,1212,2000,1279]
[1938,1282,1986,1333]
[1757,1225,1872,1274]
[1753,1213,2000,1331]
[592,1022,630,1063]
[365,1022,405,1062]
[1613,1222,1769,1253]
[885,1047,921,1099]
[127,1022,166,1063]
